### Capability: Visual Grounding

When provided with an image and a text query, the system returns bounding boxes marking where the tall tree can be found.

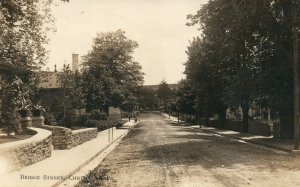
[156,80,173,112]
[0,0,53,133]
[184,37,227,127]
[57,65,85,126]
[186,0,300,137]
[136,87,157,111]
[175,79,196,117]
[82,30,144,113]
[0,0,53,69]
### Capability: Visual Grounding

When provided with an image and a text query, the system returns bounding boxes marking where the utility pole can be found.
[293,14,300,150]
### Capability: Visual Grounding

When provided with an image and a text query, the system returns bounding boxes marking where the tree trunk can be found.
[279,106,294,139]
[241,97,249,133]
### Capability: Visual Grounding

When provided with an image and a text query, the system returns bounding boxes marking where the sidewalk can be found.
[0,121,136,187]
[163,113,299,154]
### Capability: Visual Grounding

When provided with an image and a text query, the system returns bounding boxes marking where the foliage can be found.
[156,80,172,100]
[82,30,144,112]
[184,0,300,137]
[0,75,23,135]
[85,120,108,131]
[0,0,54,133]
[76,168,112,187]
[90,110,107,120]
[175,79,196,115]
[156,80,174,111]
[0,0,54,69]
[136,87,157,110]
[74,115,89,126]
[57,64,85,127]
[43,110,57,126]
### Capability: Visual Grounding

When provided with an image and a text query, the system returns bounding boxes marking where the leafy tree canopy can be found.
[82,30,144,111]
[183,0,300,136]
[0,0,54,69]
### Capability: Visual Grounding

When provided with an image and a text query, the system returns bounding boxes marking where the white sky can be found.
[46,0,207,85]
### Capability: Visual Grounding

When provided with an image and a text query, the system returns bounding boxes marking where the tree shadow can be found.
[141,125,297,172]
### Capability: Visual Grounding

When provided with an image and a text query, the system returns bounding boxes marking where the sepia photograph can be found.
[0,0,300,186]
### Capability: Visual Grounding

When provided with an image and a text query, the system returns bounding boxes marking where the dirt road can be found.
[91,112,300,187]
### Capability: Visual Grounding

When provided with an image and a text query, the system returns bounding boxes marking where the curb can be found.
[52,123,137,187]
[166,115,300,155]
[192,127,293,154]
[162,114,295,154]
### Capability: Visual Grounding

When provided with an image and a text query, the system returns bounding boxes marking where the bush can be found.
[62,117,72,128]
[90,111,107,120]
[85,120,109,131]
[44,111,57,126]
[76,168,112,187]
[73,115,89,126]
[115,119,127,128]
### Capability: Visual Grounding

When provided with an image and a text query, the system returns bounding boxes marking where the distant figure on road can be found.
[128,115,131,122]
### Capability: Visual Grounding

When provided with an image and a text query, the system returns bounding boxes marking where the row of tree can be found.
[169,0,300,139]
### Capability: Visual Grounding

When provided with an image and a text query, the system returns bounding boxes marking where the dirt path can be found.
[90,112,300,187]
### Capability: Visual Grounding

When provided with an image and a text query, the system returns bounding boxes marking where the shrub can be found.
[90,111,107,120]
[44,111,57,126]
[115,119,127,128]
[76,168,112,187]
[75,115,89,126]
[85,120,109,131]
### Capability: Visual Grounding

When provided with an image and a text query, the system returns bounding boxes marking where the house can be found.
[38,54,81,119]
[38,70,63,118]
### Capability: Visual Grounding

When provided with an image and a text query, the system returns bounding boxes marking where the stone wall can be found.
[70,128,98,148]
[41,125,72,149]
[248,121,271,136]
[41,125,97,149]
[208,119,220,128]
[218,120,271,136]
[225,120,244,132]
[0,127,52,174]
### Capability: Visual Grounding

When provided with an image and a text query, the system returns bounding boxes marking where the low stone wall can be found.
[222,120,271,136]
[70,128,98,148]
[225,120,244,132]
[208,119,220,128]
[248,121,271,136]
[0,127,52,174]
[40,125,97,150]
[41,125,72,149]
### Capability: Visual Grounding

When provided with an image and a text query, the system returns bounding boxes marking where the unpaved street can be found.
[96,112,300,187]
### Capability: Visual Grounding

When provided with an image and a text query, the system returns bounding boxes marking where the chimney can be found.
[54,65,57,72]
[72,54,79,72]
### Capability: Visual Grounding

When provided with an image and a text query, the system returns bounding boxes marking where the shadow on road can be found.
[141,120,298,172]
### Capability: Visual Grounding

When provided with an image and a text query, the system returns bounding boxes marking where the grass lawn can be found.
[0,129,34,144]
